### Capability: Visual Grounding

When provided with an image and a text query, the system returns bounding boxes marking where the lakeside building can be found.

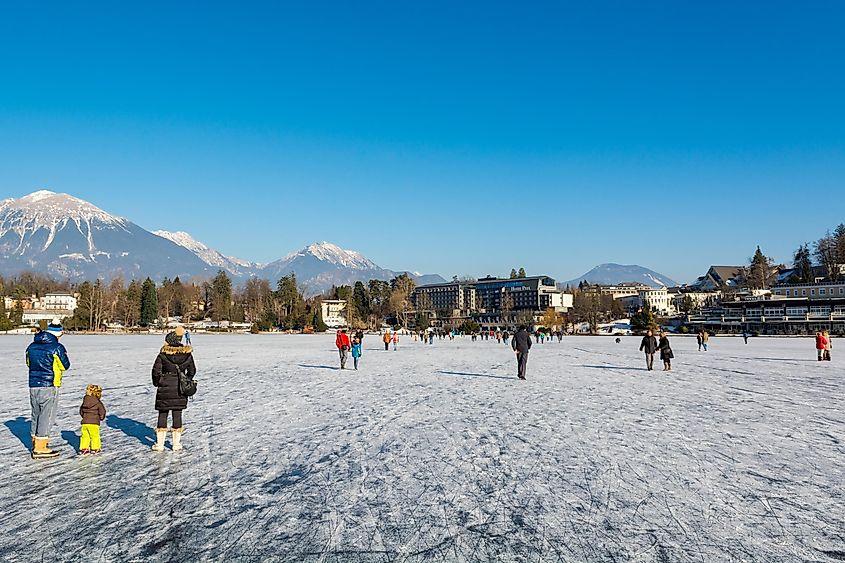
[320,300,348,329]
[690,266,744,291]
[3,292,78,325]
[413,275,572,329]
[686,292,845,335]
[581,283,653,299]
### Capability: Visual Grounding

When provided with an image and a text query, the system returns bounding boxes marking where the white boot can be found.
[171,428,184,451]
[151,428,167,452]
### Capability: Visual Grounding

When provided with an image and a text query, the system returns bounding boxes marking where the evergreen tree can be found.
[509,269,518,279]
[517,267,527,278]
[748,246,775,289]
[630,307,657,332]
[0,297,12,331]
[352,281,369,321]
[792,244,814,283]
[172,276,184,316]
[140,278,158,327]
[210,270,233,321]
[312,309,328,332]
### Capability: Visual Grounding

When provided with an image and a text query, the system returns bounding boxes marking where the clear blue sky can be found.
[1,1,843,284]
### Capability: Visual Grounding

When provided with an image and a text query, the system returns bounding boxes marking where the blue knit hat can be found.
[46,319,64,337]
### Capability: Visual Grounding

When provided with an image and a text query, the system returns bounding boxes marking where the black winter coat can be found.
[658,336,674,360]
[639,336,658,354]
[152,345,196,411]
[512,329,533,353]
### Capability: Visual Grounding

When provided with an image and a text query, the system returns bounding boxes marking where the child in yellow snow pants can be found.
[79,384,106,455]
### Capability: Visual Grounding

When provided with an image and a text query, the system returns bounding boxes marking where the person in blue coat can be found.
[25,320,71,459]
[351,337,362,370]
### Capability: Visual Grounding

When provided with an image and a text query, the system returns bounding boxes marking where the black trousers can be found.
[516,351,529,379]
[157,410,183,429]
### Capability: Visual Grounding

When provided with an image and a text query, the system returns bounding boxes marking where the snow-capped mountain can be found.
[564,263,678,288]
[260,242,444,295]
[0,191,445,290]
[0,191,215,280]
[153,230,258,277]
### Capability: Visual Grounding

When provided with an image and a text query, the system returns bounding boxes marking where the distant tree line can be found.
[0,269,419,332]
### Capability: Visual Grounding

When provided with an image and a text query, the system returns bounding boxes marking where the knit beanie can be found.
[46,319,64,337]
[165,331,182,347]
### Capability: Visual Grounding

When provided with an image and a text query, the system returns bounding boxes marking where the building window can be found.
[820,289,826,296]
[802,289,807,296]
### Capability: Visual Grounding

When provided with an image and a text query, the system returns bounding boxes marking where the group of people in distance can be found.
[816,330,833,361]
[25,320,197,460]
[639,329,674,371]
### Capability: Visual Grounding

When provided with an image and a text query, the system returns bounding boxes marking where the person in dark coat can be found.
[658,332,674,371]
[151,327,196,452]
[639,330,659,371]
[512,325,532,380]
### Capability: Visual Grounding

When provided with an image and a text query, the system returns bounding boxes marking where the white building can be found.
[20,292,78,325]
[638,288,675,315]
[321,300,347,328]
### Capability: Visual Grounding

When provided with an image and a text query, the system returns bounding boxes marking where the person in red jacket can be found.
[336,329,351,369]
[815,331,828,361]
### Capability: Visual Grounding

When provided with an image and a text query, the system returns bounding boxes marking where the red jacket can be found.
[336,333,351,350]
[816,334,828,350]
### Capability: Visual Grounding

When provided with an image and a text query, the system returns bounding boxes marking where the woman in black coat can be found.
[151,329,196,452]
[658,332,674,371]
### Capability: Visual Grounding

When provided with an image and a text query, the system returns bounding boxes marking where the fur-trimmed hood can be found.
[160,345,193,355]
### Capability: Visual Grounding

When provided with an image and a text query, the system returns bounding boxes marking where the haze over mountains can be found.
[0,191,445,294]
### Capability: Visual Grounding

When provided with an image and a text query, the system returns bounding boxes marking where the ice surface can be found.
[0,334,843,562]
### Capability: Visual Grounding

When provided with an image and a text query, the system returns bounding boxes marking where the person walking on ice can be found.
[26,320,71,459]
[78,384,106,455]
[512,325,532,380]
[639,329,659,371]
[658,332,674,371]
[392,331,399,351]
[701,330,710,351]
[383,331,391,351]
[151,327,196,452]
[823,330,832,361]
[335,329,351,369]
[696,331,703,351]
[351,337,362,370]
[815,331,828,361]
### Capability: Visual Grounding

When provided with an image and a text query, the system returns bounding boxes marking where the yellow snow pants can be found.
[80,424,101,450]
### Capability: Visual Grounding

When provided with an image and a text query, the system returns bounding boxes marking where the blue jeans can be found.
[30,387,59,438]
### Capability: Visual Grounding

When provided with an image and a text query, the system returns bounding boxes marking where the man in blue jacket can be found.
[26,320,70,459]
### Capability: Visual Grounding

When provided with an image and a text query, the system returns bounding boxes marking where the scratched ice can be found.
[0,334,842,562]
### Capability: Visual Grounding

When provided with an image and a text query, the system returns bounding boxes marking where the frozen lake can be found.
[0,333,843,562]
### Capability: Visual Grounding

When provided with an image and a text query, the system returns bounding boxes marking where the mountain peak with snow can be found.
[280,241,379,271]
[565,263,678,288]
[154,230,256,272]
[2,190,127,227]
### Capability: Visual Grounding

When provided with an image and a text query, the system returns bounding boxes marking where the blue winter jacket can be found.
[26,332,71,388]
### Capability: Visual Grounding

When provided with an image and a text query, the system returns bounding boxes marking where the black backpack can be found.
[176,365,198,397]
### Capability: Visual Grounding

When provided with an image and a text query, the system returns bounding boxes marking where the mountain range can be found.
[0,191,445,294]
[564,263,678,288]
